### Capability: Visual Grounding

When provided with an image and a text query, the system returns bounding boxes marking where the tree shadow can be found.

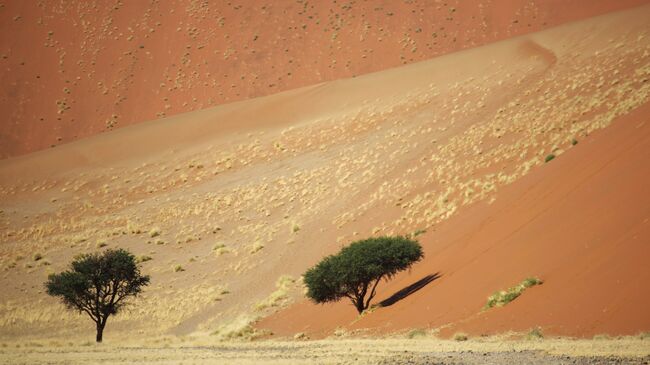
[378,272,442,307]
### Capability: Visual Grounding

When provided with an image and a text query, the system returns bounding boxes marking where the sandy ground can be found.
[0,337,649,365]
[0,3,649,346]
[1,0,648,158]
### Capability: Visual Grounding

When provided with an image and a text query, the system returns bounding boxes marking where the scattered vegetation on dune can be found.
[485,277,543,309]
[526,327,544,340]
[453,332,469,341]
[544,154,556,163]
[255,275,296,311]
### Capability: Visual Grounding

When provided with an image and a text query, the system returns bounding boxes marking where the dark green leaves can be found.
[304,236,423,313]
[45,249,150,322]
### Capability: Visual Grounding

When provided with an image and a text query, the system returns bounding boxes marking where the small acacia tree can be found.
[45,248,150,342]
[304,236,423,314]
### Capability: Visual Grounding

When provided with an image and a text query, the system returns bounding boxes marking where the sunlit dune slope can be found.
[1,0,648,158]
[0,5,649,341]
[259,101,650,339]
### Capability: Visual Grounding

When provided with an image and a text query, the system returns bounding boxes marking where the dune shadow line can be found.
[378,272,442,307]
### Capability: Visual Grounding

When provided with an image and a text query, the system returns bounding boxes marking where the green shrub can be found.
[544,154,556,163]
[485,277,543,309]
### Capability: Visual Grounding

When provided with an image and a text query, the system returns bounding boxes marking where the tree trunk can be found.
[354,298,366,314]
[96,321,105,342]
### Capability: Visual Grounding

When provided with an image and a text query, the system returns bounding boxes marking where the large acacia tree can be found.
[45,249,150,342]
[304,236,423,314]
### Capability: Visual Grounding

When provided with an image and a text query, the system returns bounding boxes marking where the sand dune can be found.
[0,3,649,343]
[1,0,648,158]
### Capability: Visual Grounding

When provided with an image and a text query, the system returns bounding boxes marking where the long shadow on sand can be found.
[378,273,442,307]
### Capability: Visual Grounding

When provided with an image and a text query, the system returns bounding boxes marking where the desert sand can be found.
[0,2,650,364]
[1,0,647,158]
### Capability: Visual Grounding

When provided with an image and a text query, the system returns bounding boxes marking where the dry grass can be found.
[0,336,648,364]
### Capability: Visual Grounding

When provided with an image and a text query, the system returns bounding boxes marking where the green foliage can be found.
[485,277,542,309]
[544,154,556,163]
[45,249,150,342]
[304,236,423,314]
[571,138,578,146]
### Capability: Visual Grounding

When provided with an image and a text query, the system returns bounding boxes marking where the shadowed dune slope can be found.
[0,5,649,341]
[1,0,649,158]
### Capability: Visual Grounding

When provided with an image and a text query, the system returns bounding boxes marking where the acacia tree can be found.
[45,249,150,342]
[304,236,423,314]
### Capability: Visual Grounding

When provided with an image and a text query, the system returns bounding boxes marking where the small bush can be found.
[96,241,108,248]
[137,255,152,263]
[173,264,184,272]
[250,242,264,254]
[33,253,43,261]
[526,327,543,340]
[294,332,309,340]
[453,333,468,341]
[571,138,578,146]
[544,154,556,163]
[485,277,543,309]
[149,228,161,238]
[406,328,427,339]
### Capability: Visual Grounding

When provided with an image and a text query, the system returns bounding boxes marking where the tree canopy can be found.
[45,248,150,342]
[304,236,423,314]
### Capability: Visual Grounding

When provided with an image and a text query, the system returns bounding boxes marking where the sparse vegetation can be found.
[453,333,468,341]
[173,264,185,272]
[149,228,161,238]
[255,275,295,311]
[33,253,43,261]
[406,328,427,339]
[45,249,150,342]
[304,236,423,314]
[485,277,543,309]
[250,242,264,254]
[527,327,544,340]
[137,255,152,263]
[544,154,556,163]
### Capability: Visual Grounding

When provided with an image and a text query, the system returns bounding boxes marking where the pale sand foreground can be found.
[1,337,649,365]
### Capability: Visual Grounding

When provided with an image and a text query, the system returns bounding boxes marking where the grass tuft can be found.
[453,333,468,341]
[526,327,544,340]
[544,154,556,163]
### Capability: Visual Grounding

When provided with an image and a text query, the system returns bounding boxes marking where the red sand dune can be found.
[0,3,649,342]
[259,101,650,339]
[1,0,648,158]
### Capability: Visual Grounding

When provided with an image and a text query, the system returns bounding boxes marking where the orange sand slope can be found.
[1,0,648,158]
[259,102,650,339]
[0,5,649,341]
